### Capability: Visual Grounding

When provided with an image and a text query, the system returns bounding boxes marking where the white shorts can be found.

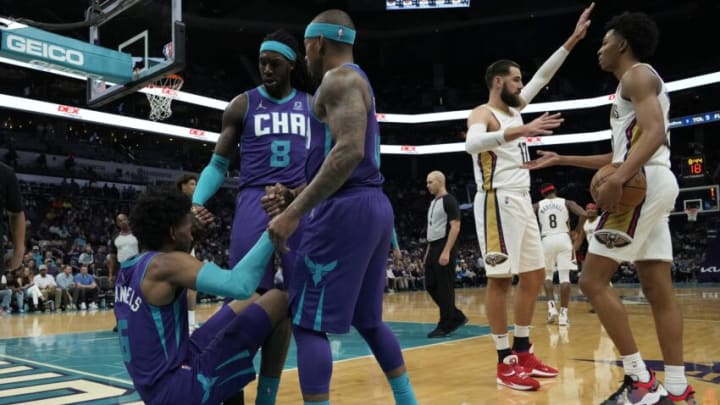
[542,233,577,276]
[474,189,545,278]
[589,166,678,263]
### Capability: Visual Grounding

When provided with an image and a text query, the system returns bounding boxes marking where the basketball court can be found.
[0,287,719,404]
[1,1,720,404]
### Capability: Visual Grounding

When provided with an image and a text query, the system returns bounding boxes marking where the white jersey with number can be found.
[584,216,600,245]
[472,105,530,192]
[537,197,570,237]
[610,63,671,168]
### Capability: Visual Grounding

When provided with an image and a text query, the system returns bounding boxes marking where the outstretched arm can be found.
[147,232,274,303]
[465,108,564,154]
[524,150,613,171]
[519,2,594,108]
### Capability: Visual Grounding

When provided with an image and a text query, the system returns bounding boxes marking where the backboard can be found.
[671,184,719,216]
[86,0,185,107]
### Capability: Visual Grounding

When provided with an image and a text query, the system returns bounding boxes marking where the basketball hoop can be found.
[145,74,184,121]
[685,208,699,222]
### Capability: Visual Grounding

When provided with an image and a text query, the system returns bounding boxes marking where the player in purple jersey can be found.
[267,10,419,405]
[192,29,321,404]
[114,187,288,405]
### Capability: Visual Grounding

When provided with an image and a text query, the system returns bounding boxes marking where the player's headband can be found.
[304,22,356,45]
[259,41,297,61]
[541,184,556,194]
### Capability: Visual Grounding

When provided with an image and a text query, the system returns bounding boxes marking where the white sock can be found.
[548,300,556,309]
[664,365,688,396]
[492,333,510,350]
[188,310,196,326]
[622,352,650,382]
[514,325,530,338]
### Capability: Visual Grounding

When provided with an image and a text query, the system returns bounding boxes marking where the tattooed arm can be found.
[287,67,369,215]
[267,67,370,251]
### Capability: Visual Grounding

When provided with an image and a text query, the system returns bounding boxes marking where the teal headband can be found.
[259,41,297,61]
[304,22,356,45]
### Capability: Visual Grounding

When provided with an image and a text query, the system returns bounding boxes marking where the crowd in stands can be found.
[1,167,715,315]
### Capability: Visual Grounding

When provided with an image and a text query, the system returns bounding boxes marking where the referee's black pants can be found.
[425,240,465,330]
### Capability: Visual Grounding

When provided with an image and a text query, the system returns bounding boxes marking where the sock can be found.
[622,352,650,382]
[492,333,511,363]
[304,402,329,405]
[188,310,196,326]
[664,365,688,396]
[548,300,556,309]
[255,376,280,405]
[388,372,419,405]
[512,325,531,352]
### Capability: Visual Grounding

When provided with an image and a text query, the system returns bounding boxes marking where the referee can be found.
[424,170,467,338]
[1,162,25,274]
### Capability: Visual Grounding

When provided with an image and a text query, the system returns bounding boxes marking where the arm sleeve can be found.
[465,123,507,154]
[520,46,570,105]
[192,154,230,205]
[391,227,399,249]
[443,195,460,221]
[195,231,274,300]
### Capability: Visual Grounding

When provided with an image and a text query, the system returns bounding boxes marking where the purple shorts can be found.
[289,187,393,334]
[229,187,302,291]
[147,303,272,405]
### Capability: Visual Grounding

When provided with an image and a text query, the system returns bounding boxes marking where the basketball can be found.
[590,163,647,212]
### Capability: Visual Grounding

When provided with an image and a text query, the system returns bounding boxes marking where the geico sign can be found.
[6,34,84,66]
[700,266,720,273]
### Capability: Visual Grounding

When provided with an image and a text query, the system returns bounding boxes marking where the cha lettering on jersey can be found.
[254,112,308,137]
[115,285,142,312]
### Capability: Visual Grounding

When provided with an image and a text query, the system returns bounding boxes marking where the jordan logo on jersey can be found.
[594,230,632,248]
[254,112,307,137]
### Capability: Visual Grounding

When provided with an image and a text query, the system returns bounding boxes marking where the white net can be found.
[146,74,184,121]
[686,208,699,222]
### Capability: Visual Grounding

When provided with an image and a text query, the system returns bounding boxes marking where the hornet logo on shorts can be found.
[485,253,508,266]
[594,231,632,248]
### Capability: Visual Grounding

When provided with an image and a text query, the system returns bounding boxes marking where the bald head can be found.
[428,171,446,184]
[313,9,355,29]
[426,170,447,196]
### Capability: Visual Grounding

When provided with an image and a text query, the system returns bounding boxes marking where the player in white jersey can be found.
[534,183,586,326]
[464,3,593,391]
[525,12,694,404]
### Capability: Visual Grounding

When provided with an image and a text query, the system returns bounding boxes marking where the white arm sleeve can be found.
[520,46,570,105]
[465,123,506,154]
